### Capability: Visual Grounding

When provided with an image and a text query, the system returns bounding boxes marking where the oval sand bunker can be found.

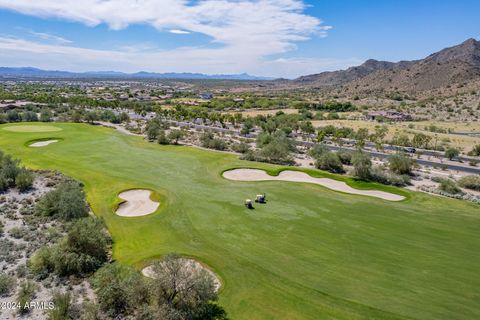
[29,140,59,147]
[116,189,160,217]
[223,169,405,201]
[142,258,221,292]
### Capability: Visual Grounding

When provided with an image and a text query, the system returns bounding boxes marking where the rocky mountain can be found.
[296,59,415,85]
[295,38,480,94]
[0,67,273,81]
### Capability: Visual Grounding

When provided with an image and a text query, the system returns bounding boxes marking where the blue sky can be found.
[0,0,478,78]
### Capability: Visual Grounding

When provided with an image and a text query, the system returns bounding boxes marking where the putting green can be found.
[2,124,62,132]
[0,122,479,320]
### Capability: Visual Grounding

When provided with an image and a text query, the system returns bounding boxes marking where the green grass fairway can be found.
[1,122,479,320]
[2,124,62,132]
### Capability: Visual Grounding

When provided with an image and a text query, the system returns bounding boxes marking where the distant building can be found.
[367,111,412,122]
[198,92,213,100]
[0,100,35,110]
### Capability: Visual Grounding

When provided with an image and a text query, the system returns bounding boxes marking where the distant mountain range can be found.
[294,38,480,93]
[0,67,273,81]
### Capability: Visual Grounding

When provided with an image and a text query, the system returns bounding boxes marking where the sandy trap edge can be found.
[142,258,222,292]
[115,189,160,217]
[223,169,405,201]
[29,139,59,147]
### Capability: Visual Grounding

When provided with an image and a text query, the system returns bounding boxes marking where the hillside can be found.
[295,38,480,94]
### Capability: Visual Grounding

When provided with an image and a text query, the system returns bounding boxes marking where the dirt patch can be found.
[223,169,405,201]
[142,258,221,292]
[29,139,59,147]
[115,189,160,217]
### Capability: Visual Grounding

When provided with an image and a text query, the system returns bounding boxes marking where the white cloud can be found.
[29,31,72,44]
[0,36,360,78]
[0,0,350,77]
[169,29,190,34]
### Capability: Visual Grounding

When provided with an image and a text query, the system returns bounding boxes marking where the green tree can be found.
[355,128,369,149]
[315,152,344,173]
[352,151,372,180]
[146,122,160,141]
[445,147,460,160]
[167,130,184,145]
[412,133,432,149]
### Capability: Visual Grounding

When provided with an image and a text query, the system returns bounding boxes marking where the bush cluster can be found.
[0,150,34,192]
[35,181,89,220]
[92,254,227,320]
[458,175,480,191]
[200,131,227,151]
[30,217,110,277]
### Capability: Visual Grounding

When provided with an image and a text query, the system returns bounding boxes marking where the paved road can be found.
[168,119,480,174]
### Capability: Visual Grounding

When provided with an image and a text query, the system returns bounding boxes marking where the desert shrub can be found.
[92,263,148,317]
[231,142,250,154]
[200,132,226,150]
[0,175,8,192]
[35,181,88,221]
[352,151,372,180]
[0,273,16,297]
[0,155,21,187]
[250,131,295,165]
[15,170,34,192]
[16,281,37,315]
[370,166,411,186]
[468,144,480,156]
[53,217,110,276]
[308,144,328,159]
[47,290,72,320]
[458,175,480,191]
[157,130,170,145]
[149,254,226,320]
[315,152,344,173]
[388,153,414,175]
[30,217,110,277]
[29,246,55,277]
[257,141,294,165]
[438,178,462,194]
[8,227,27,239]
[337,151,353,165]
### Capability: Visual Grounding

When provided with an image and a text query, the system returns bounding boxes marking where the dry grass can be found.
[312,119,480,151]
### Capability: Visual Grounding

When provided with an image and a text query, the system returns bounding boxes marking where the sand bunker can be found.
[29,140,59,147]
[116,189,160,217]
[223,169,405,201]
[142,258,221,292]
